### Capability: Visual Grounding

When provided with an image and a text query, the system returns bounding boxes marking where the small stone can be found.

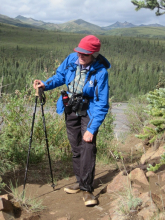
[94,205,104,211]
[49,211,56,214]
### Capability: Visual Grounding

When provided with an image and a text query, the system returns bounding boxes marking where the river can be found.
[111,103,129,138]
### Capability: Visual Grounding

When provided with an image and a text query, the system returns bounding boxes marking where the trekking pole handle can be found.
[35,86,39,97]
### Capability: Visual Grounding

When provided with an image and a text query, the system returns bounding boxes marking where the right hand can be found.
[33,80,45,90]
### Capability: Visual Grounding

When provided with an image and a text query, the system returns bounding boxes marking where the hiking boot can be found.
[64,183,80,194]
[82,191,98,206]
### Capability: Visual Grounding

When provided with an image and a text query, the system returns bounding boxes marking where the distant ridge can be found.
[102,21,136,30]
[139,23,164,27]
[15,15,165,30]
[0,14,165,37]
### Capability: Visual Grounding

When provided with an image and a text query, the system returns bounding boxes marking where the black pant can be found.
[65,112,97,192]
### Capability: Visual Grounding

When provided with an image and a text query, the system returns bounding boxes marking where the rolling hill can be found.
[0,14,165,38]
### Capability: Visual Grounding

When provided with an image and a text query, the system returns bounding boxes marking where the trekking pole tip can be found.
[51,183,55,190]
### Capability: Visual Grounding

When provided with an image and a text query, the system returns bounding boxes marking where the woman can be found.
[33,35,111,206]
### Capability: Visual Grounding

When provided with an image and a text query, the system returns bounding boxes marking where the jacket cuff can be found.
[42,81,49,91]
[87,127,96,135]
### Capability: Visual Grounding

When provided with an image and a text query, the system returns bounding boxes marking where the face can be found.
[78,53,93,67]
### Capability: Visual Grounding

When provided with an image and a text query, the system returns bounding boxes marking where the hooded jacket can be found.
[43,52,111,135]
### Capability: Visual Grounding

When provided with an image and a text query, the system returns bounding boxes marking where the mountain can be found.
[102,21,136,30]
[0,14,44,29]
[16,15,45,26]
[0,14,165,37]
[15,16,103,33]
[57,19,103,34]
[16,15,59,30]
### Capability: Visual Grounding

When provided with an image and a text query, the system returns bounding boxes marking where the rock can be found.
[151,193,164,211]
[151,147,165,160]
[138,205,159,220]
[137,192,159,219]
[0,211,5,220]
[146,171,157,177]
[0,198,13,211]
[128,168,149,185]
[107,172,131,194]
[0,195,9,200]
[140,148,156,164]
[140,146,165,164]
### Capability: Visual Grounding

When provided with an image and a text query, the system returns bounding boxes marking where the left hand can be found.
[83,131,94,142]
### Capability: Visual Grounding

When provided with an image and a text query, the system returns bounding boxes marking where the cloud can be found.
[0,0,165,26]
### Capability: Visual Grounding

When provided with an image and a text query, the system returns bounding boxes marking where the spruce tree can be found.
[131,0,165,16]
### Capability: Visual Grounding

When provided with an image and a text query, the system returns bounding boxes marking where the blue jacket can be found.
[43,52,111,135]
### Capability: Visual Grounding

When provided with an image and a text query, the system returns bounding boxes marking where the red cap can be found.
[74,35,101,54]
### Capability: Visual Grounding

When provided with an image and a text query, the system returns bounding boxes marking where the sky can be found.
[1,0,165,27]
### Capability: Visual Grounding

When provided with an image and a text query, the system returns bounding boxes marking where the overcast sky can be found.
[1,0,165,27]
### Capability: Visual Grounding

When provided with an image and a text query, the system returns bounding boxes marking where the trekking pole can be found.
[38,87,55,190]
[23,89,38,196]
[23,86,55,196]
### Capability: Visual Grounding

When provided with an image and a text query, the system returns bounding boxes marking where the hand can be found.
[83,131,94,142]
[33,80,45,90]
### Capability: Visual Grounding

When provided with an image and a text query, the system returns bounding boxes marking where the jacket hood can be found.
[96,54,111,69]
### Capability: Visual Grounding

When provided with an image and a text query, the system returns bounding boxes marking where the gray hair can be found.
[92,52,99,58]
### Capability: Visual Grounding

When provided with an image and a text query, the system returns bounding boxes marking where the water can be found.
[111,103,129,138]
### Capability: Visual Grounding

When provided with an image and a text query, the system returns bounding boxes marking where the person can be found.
[33,35,111,206]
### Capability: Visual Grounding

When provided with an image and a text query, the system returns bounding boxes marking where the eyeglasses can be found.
[78,53,90,57]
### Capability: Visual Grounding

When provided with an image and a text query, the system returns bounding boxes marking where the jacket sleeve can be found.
[87,70,109,134]
[43,55,70,91]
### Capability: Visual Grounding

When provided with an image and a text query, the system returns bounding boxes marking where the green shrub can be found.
[124,95,149,133]
[0,86,70,167]
[96,108,115,162]
[136,88,165,143]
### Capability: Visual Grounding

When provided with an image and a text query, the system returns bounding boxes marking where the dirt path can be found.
[5,163,118,220]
